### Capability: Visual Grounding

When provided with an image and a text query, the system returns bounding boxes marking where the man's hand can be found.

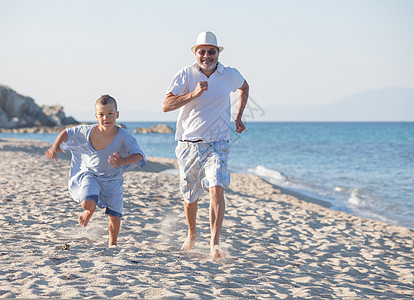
[191,81,208,98]
[162,81,208,113]
[234,80,249,133]
[235,118,246,133]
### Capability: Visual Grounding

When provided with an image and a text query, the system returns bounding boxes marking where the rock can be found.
[61,243,70,250]
[133,124,174,134]
[0,84,79,129]
[41,105,79,126]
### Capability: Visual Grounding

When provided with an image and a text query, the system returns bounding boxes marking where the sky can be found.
[1,0,413,122]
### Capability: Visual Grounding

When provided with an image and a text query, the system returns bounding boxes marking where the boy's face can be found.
[95,103,119,127]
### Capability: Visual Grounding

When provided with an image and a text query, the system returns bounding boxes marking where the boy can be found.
[45,95,146,246]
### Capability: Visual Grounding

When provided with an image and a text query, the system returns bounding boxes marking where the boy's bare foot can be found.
[78,210,93,227]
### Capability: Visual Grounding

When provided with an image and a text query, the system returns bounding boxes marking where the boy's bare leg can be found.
[108,215,121,246]
[79,199,96,227]
[209,186,225,259]
[182,199,198,251]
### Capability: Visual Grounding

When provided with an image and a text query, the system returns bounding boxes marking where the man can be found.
[162,31,249,258]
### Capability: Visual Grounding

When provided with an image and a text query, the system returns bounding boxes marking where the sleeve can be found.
[119,129,147,171]
[166,67,189,96]
[61,125,89,152]
[231,68,245,93]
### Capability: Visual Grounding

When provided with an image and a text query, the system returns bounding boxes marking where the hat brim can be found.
[191,44,224,53]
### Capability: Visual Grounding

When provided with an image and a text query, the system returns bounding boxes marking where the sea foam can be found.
[348,189,362,207]
[247,165,287,183]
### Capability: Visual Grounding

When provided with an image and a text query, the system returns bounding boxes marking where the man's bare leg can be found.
[79,199,96,227]
[108,215,121,246]
[182,199,198,251]
[209,186,225,258]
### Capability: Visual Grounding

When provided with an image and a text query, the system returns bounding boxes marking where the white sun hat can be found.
[190,31,224,53]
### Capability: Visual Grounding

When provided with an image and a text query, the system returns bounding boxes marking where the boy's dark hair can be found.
[96,95,118,111]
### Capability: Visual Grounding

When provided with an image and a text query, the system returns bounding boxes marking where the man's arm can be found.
[45,129,67,160]
[162,81,208,112]
[234,80,249,133]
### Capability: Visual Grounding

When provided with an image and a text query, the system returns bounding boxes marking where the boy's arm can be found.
[108,153,143,168]
[45,129,67,160]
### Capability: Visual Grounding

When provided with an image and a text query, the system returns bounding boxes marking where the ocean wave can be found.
[347,188,379,209]
[348,188,363,207]
[334,186,346,192]
[247,165,287,183]
[345,188,401,225]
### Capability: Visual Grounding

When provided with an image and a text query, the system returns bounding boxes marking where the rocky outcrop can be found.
[133,124,174,134]
[41,105,78,126]
[0,84,79,129]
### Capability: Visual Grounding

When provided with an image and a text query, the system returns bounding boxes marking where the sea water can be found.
[2,122,413,229]
[228,122,414,229]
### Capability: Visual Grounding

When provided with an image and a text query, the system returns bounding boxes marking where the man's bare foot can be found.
[210,245,224,259]
[78,210,93,227]
[181,234,196,251]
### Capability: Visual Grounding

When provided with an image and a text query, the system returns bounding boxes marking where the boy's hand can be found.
[108,153,124,168]
[45,146,65,160]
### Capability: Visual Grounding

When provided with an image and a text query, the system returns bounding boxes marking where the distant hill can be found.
[260,87,414,122]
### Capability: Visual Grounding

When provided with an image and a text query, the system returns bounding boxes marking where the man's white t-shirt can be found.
[167,62,245,142]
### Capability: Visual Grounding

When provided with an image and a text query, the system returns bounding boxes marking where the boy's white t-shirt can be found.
[61,125,146,209]
[167,62,245,142]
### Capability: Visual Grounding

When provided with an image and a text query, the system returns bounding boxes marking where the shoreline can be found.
[1,138,414,298]
[0,136,409,229]
[265,181,332,209]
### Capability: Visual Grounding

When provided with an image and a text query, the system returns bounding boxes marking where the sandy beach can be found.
[0,138,413,299]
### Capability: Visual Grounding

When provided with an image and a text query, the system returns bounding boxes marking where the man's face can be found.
[95,103,118,127]
[195,45,219,72]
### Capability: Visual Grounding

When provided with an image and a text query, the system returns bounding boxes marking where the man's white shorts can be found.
[175,140,230,203]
